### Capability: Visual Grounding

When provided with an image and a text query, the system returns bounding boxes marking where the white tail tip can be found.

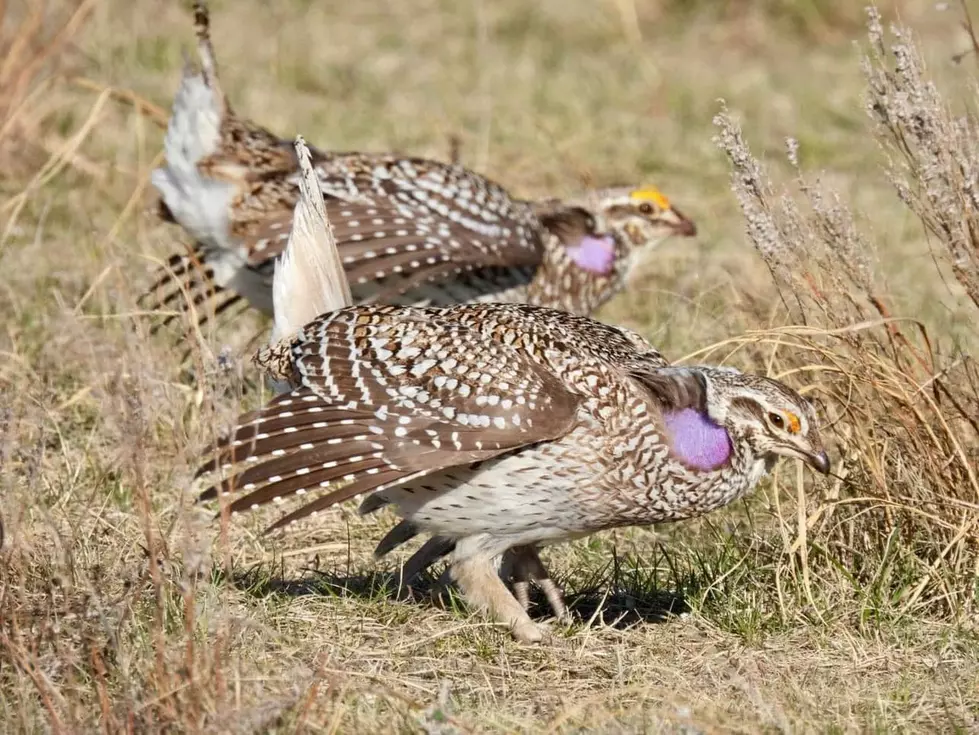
[270,135,353,344]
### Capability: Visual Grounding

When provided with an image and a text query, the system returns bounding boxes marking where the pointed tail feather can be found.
[400,536,456,582]
[192,1,225,116]
[270,135,353,343]
[151,3,229,235]
[374,521,456,583]
[374,520,420,558]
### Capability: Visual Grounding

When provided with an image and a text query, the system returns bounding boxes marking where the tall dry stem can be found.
[711,7,979,618]
[0,0,94,175]
[864,7,979,312]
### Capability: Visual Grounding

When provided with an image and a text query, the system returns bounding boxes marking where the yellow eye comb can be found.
[630,187,671,210]
[786,412,801,434]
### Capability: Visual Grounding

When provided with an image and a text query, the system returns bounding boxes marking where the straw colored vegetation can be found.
[2,0,978,731]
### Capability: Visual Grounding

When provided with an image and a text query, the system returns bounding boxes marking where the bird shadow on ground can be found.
[230,559,689,631]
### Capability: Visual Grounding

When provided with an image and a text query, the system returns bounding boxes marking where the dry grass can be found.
[0,0,93,170]
[2,0,979,732]
[0,0,102,246]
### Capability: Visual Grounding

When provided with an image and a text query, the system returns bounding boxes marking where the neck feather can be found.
[662,408,733,471]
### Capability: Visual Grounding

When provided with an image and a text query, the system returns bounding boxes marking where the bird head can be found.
[589,186,697,249]
[638,365,830,475]
[700,367,830,474]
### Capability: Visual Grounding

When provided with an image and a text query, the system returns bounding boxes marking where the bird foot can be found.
[504,547,569,622]
[451,556,543,644]
[511,618,546,644]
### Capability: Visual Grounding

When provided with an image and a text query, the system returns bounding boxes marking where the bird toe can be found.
[511,619,546,644]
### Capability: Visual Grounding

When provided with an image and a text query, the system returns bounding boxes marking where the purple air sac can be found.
[567,235,616,275]
[662,408,732,471]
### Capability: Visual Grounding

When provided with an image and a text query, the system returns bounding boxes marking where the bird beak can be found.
[806,449,832,475]
[662,206,697,237]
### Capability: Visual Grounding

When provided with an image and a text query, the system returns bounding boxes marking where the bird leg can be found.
[503,547,569,622]
[450,555,543,644]
[395,536,568,624]
[498,549,530,610]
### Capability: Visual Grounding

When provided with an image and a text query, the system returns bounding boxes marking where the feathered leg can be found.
[507,547,569,622]
[451,553,543,644]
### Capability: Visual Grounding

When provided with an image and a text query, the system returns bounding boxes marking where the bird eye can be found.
[768,412,784,429]
[638,201,654,215]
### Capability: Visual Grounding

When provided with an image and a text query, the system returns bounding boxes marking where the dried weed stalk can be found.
[712,8,979,618]
[0,0,94,176]
[864,5,979,311]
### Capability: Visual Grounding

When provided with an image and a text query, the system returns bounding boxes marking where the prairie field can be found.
[2,0,978,732]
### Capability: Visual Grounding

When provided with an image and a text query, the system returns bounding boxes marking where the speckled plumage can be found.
[142,3,696,335]
[198,301,830,641]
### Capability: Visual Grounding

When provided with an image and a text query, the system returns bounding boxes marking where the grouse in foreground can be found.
[194,138,831,643]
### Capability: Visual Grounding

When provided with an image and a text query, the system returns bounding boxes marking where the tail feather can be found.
[150,2,233,250]
[400,536,456,581]
[374,521,456,580]
[374,520,420,558]
[196,393,348,474]
[358,492,390,516]
[220,455,390,513]
[207,430,385,495]
[192,1,225,115]
[153,287,241,337]
[270,136,353,343]
[263,468,428,532]
[140,252,232,334]
[139,252,202,311]
[192,290,246,331]
[139,248,213,305]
